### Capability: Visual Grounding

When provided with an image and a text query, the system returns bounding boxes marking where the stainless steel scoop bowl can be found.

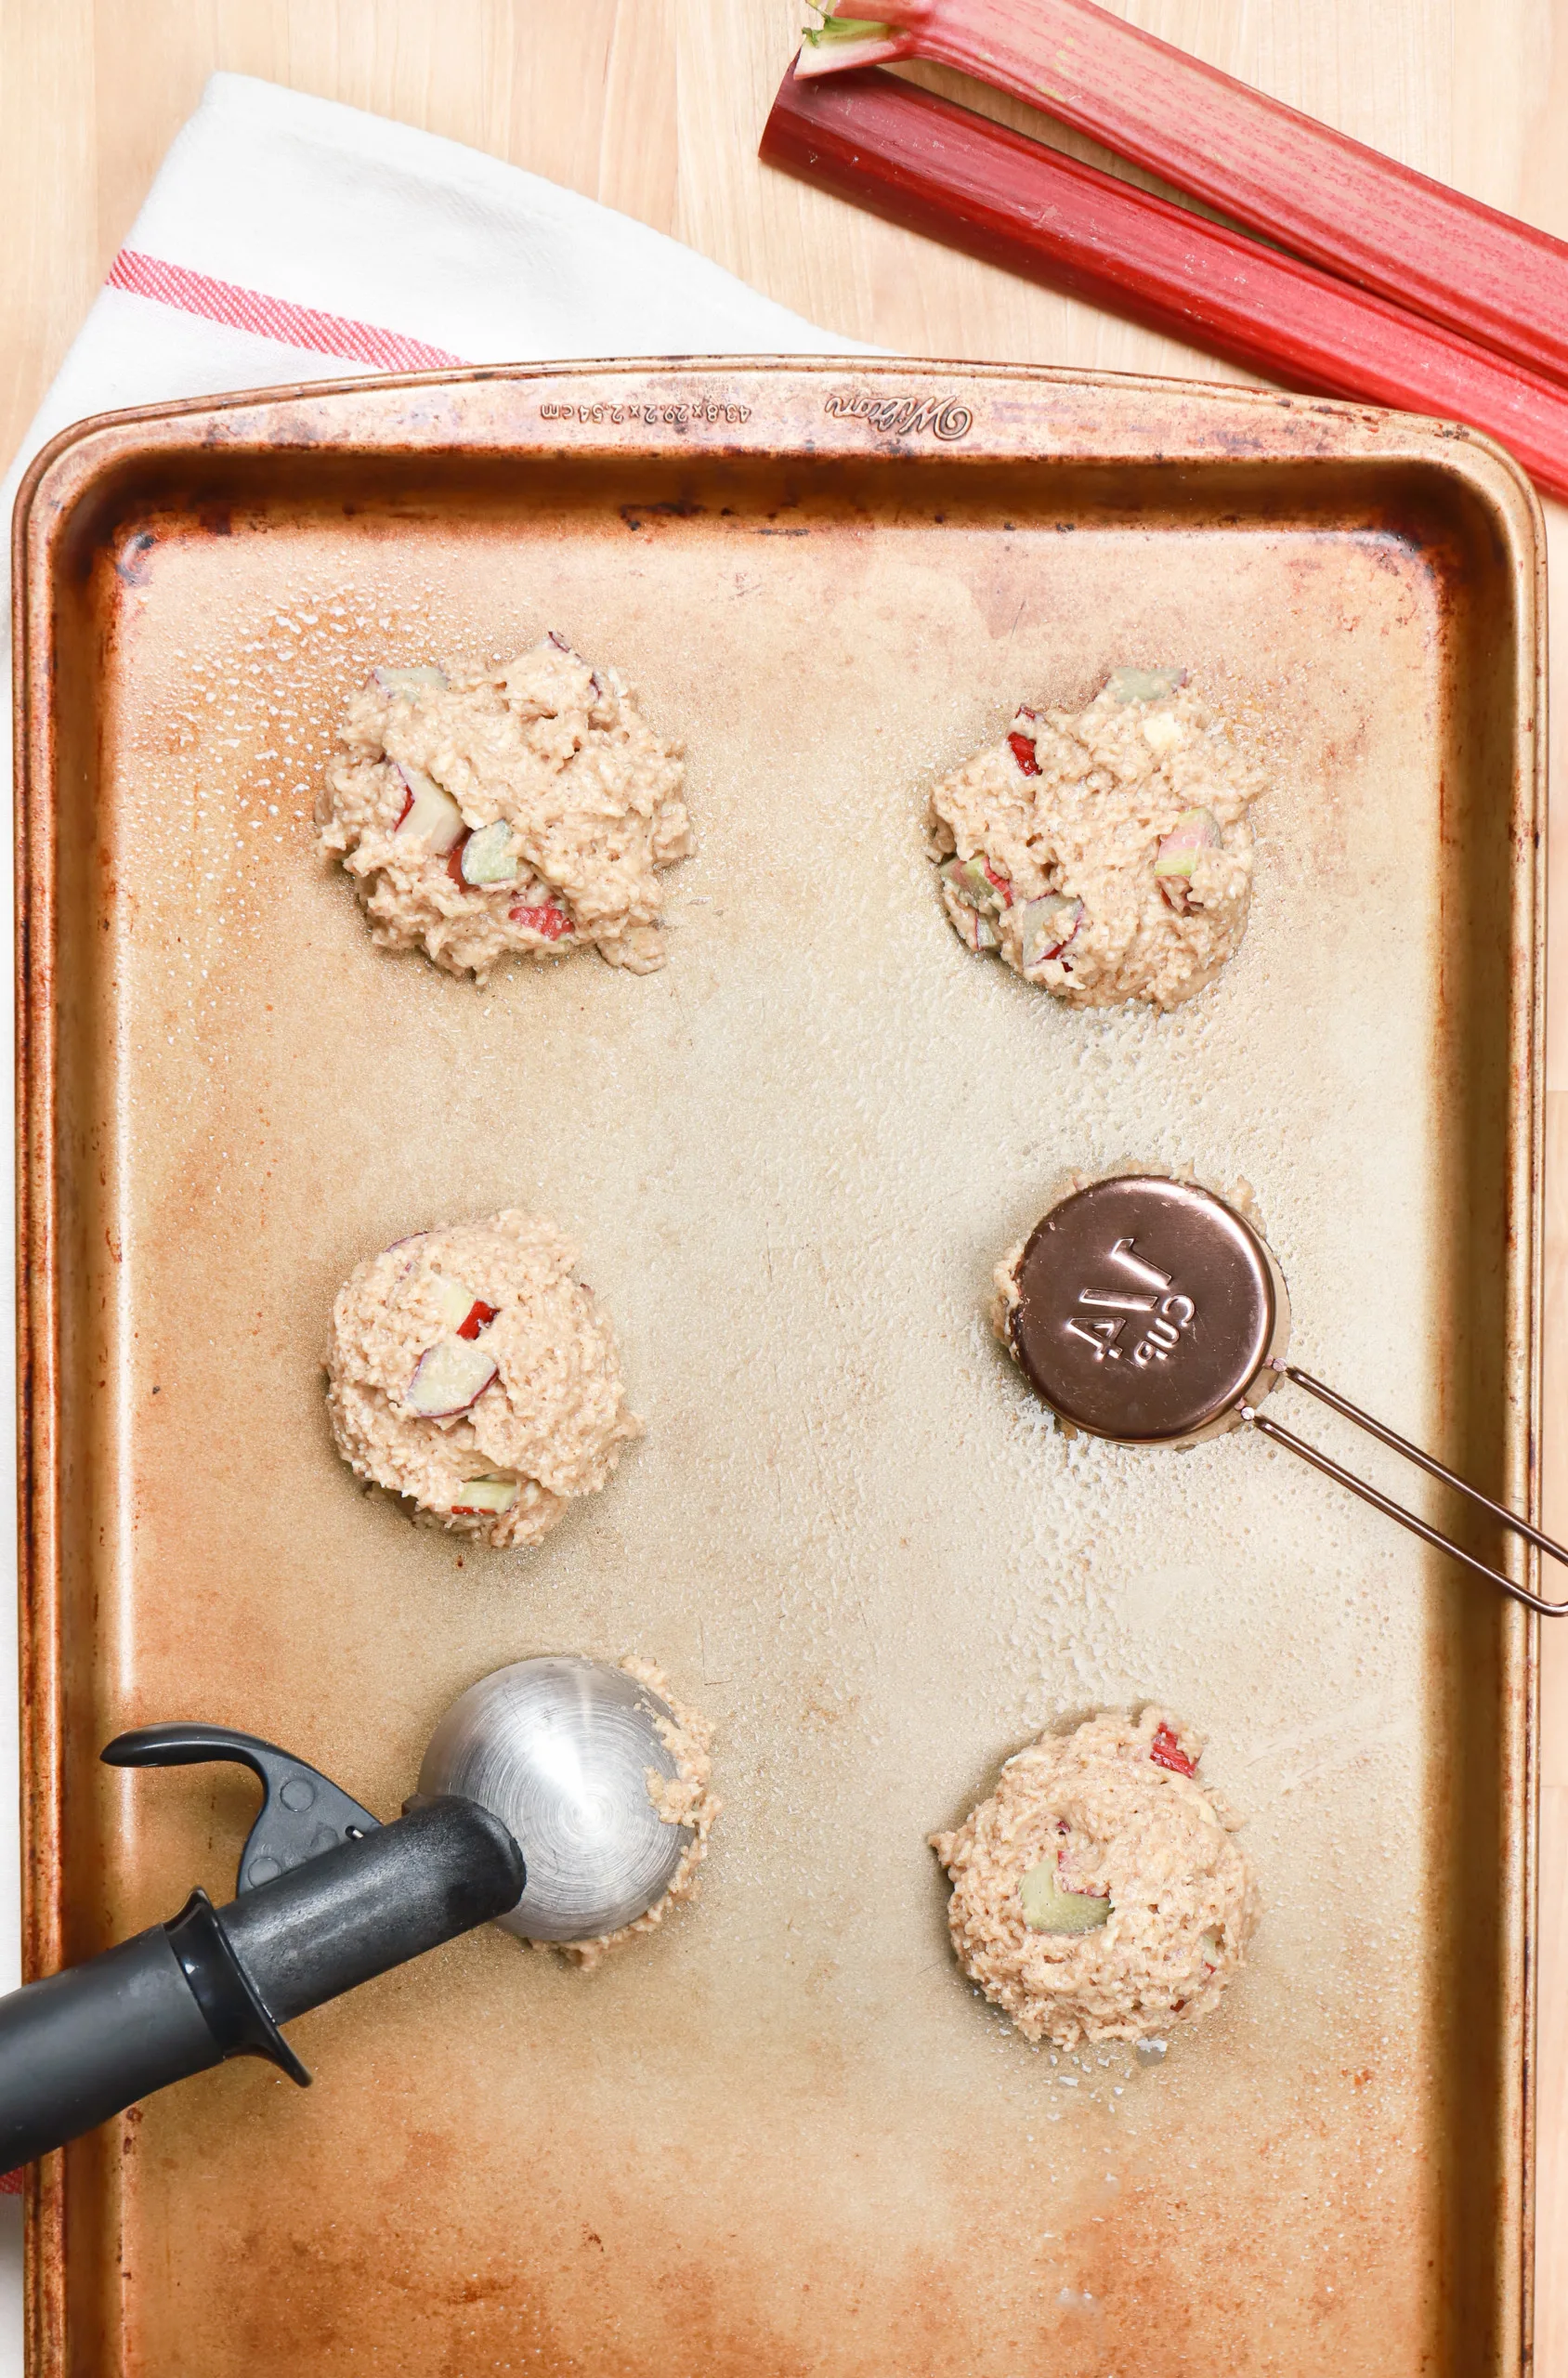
[415,1656,690,1942]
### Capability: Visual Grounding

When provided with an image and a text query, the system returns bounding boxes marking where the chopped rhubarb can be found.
[446,835,472,885]
[948,898,1000,954]
[392,764,465,855]
[430,1277,498,1339]
[404,1337,499,1418]
[941,854,1012,913]
[1155,808,1222,913]
[545,630,572,652]
[1007,729,1041,777]
[451,1475,521,1518]
[461,819,520,886]
[1019,893,1083,978]
[1020,1856,1111,1935]
[431,1276,478,1329]
[1107,665,1185,705]
[1154,808,1221,878]
[507,901,575,941]
[1149,1722,1196,1777]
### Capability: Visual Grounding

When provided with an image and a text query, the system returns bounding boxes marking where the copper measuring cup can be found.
[1003,1173,1568,1616]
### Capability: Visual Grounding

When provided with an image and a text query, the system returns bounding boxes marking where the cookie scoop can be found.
[0,1656,709,2170]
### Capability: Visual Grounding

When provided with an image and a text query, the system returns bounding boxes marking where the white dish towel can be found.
[6,70,863,486]
[0,65,865,2361]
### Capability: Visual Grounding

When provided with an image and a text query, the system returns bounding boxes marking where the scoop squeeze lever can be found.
[1007,1174,1568,1615]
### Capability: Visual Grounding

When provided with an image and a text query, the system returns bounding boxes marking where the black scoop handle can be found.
[0,1797,523,2170]
[0,1928,226,2169]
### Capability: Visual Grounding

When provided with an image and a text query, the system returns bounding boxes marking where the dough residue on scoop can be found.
[320,635,691,979]
[927,667,1265,1011]
[930,1705,1258,2047]
[325,1209,642,1548]
[555,1656,721,1971]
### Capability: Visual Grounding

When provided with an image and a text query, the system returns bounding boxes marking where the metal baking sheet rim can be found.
[9,358,1548,2373]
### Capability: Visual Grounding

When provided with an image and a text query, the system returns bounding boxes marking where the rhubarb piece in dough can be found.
[930,1705,1258,2048]
[927,673,1265,1011]
[320,635,691,980]
[325,1209,642,1549]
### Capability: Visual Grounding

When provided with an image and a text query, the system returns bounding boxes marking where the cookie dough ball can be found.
[928,667,1264,1011]
[326,1210,642,1548]
[320,634,691,980]
[557,1657,721,1971]
[930,1706,1258,2047]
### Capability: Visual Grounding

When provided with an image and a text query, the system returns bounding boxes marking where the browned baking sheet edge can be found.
[11,357,1547,2375]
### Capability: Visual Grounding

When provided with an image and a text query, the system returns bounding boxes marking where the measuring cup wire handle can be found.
[1280,1365,1568,1571]
[1241,1375,1568,1618]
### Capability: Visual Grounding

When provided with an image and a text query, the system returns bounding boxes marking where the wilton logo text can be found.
[823,393,973,440]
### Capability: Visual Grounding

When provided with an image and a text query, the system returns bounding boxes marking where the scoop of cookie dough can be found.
[928,667,1264,1011]
[930,1705,1258,2047]
[326,1209,642,1548]
[320,635,691,979]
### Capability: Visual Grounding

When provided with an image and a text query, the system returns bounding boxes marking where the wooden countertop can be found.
[4,0,1565,2360]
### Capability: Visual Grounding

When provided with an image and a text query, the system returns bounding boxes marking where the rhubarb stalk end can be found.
[796,8,908,77]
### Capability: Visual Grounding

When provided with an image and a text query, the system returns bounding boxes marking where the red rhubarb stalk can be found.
[1150,1723,1196,1778]
[507,902,575,941]
[797,0,1568,389]
[760,65,1568,503]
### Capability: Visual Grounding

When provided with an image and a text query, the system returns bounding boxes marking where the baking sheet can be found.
[15,361,1544,2375]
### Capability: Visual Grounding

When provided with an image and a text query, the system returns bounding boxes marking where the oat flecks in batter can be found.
[553,1657,721,1971]
[319,635,691,979]
[928,668,1265,1011]
[931,1706,1259,2048]
[325,1210,642,1548]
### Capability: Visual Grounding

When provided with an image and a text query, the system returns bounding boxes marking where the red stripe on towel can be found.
[107,250,464,372]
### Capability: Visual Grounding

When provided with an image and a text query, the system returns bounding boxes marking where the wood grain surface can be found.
[4,0,1567,2357]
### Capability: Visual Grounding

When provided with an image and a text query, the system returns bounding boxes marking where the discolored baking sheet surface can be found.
[16,362,1542,2374]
